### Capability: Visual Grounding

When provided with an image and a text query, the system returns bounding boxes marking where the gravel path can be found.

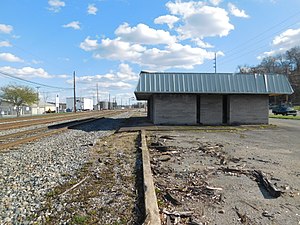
[0,112,130,225]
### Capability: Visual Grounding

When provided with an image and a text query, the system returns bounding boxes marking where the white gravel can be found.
[0,112,130,225]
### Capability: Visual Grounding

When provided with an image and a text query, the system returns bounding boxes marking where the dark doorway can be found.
[222,95,229,124]
[197,95,201,124]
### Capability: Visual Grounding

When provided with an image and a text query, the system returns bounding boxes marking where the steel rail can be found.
[0,111,115,131]
[0,112,121,151]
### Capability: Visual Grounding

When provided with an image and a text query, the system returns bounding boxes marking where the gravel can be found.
[0,114,105,136]
[0,112,130,225]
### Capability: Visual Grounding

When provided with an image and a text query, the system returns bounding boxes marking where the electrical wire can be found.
[0,71,73,90]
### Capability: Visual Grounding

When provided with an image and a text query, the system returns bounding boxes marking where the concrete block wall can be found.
[200,95,223,125]
[152,94,197,125]
[229,95,269,124]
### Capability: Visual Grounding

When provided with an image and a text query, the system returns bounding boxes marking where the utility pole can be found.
[73,71,76,113]
[108,93,110,110]
[36,86,40,114]
[214,52,217,73]
[96,83,99,110]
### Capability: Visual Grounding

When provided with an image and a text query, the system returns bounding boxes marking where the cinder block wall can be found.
[229,95,269,124]
[200,95,223,125]
[153,94,197,125]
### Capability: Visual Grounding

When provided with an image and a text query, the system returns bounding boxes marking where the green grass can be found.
[294,106,300,111]
[269,114,300,120]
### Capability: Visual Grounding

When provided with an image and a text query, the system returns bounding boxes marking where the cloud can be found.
[0,41,12,47]
[192,38,214,48]
[139,43,216,70]
[116,63,138,81]
[210,0,222,6]
[57,74,69,78]
[154,15,179,29]
[0,53,23,62]
[63,21,81,30]
[87,4,98,15]
[228,3,249,18]
[48,0,65,12]
[260,28,300,57]
[166,2,234,39]
[115,23,177,45]
[92,38,146,61]
[80,35,218,70]
[272,28,300,47]
[166,1,206,17]
[79,37,99,51]
[0,24,13,34]
[79,2,230,70]
[0,66,53,78]
[67,64,136,90]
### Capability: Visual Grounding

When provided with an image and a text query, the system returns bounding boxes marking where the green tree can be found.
[0,85,38,117]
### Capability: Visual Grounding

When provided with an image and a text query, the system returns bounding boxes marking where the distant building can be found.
[66,97,93,112]
[134,71,294,125]
[31,102,56,114]
[0,99,30,116]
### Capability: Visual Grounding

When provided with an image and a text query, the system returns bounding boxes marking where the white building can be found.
[66,97,93,112]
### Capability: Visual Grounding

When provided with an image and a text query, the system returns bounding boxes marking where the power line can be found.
[0,70,72,90]
[217,11,300,69]
[199,9,300,73]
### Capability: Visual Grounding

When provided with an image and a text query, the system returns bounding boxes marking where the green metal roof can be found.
[134,71,294,100]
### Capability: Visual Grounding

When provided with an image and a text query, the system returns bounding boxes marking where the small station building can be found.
[134,71,294,125]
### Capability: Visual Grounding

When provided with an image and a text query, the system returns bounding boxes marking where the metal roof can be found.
[134,72,294,100]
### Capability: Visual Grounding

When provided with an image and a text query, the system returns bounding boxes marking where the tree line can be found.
[238,46,300,105]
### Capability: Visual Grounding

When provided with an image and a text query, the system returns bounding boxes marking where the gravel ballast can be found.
[0,113,130,224]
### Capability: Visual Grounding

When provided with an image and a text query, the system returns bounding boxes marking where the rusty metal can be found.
[0,111,121,151]
[0,111,115,131]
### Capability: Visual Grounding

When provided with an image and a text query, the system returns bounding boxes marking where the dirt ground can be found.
[37,132,144,225]
[146,122,300,225]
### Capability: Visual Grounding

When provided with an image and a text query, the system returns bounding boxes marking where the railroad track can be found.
[0,110,116,131]
[0,112,122,151]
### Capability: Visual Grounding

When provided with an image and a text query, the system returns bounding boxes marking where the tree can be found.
[0,85,38,117]
[286,46,300,72]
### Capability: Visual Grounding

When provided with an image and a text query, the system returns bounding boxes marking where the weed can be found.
[71,215,89,225]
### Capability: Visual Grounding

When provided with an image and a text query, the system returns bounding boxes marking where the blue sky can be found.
[1,0,300,104]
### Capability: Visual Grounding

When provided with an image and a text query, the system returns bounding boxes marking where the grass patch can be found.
[294,106,300,111]
[269,114,300,120]
[71,215,89,225]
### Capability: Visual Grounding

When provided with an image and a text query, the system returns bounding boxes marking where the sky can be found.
[1,0,300,105]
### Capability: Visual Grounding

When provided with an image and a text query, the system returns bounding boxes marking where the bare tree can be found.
[286,46,300,72]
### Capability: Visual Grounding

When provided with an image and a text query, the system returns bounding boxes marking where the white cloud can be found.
[80,36,218,70]
[87,4,98,15]
[116,63,138,81]
[48,0,65,12]
[166,1,206,17]
[67,64,135,90]
[0,66,53,78]
[139,43,216,70]
[0,53,23,62]
[154,15,179,29]
[0,41,12,47]
[228,3,249,18]
[260,28,300,57]
[192,38,214,48]
[115,23,177,45]
[210,0,222,6]
[57,74,69,78]
[63,21,81,30]
[0,24,13,34]
[93,38,145,61]
[272,28,300,47]
[80,37,99,51]
[166,2,234,39]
